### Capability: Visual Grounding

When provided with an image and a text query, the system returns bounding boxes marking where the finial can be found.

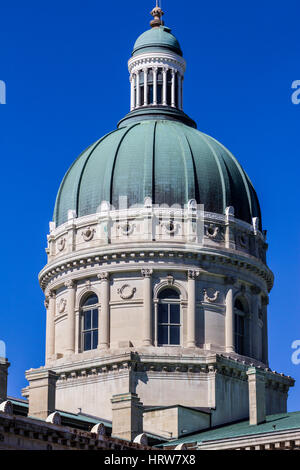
[150,2,164,28]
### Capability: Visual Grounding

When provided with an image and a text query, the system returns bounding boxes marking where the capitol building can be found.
[0,4,299,451]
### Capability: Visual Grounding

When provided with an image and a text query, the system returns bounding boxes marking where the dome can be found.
[54,117,261,229]
[132,26,182,57]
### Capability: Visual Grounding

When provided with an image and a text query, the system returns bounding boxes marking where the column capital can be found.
[49,290,56,299]
[171,68,176,77]
[187,270,200,280]
[64,279,76,289]
[97,272,110,281]
[44,296,49,309]
[141,269,153,278]
[152,66,158,73]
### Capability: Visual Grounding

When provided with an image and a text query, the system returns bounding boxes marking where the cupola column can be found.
[225,282,235,353]
[153,67,158,105]
[65,280,76,354]
[136,71,141,107]
[45,291,56,362]
[142,269,153,346]
[177,74,182,110]
[143,68,148,106]
[130,74,135,111]
[171,69,176,107]
[251,286,261,360]
[187,270,199,348]
[162,67,167,105]
[98,273,110,349]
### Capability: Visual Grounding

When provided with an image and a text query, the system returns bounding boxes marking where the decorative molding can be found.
[64,279,75,289]
[205,224,220,239]
[82,227,95,241]
[97,272,109,281]
[117,284,136,300]
[187,270,200,280]
[44,296,49,309]
[203,289,220,303]
[57,237,66,252]
[58,298,67,314]
[141,269,153,278]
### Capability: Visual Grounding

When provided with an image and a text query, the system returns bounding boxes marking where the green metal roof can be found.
[132,26,182,57]
[158,411,300,447]
[54,118,261,229]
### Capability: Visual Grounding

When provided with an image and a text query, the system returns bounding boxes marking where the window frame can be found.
[156,289,181,347]
[80,294,99,352]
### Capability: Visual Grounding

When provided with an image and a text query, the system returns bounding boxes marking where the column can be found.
[225,278,235,352]
[261,296,269,365]
[130,74,135,111]
[45,291,56,362]
[143,68,148,106]
[171,69,176,107]
[162,67,167,105]
[65,280,76,354]
[153,67,158,105]
[177,74,182,109]
[187,270,199,348]
[142,269,153,346]
[98,272,110,349]
[251,286,261,360]
[136,70,140,107]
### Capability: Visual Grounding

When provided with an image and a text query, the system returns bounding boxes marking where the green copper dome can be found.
[54,117,261,229]
[132,26,182,57]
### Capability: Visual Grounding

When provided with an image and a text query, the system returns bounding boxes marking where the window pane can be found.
[158,325,168,345]
[170,326,180,345]
[84,311,91,331]
[158,304,168,324]
[83,294,98,306]
[84,331,91,351]
[170,304,180,324]
[158,288,179,300]
[92,330,98,350]
[92,309,98,328]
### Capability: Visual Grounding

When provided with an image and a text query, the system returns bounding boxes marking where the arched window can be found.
[81,294,98,351]
[157,288,181,346]
[234,298,247,355]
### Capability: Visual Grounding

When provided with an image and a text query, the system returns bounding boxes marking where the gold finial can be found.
[150,2,164,28]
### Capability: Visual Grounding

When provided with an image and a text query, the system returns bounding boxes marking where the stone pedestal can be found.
[0,358,10,403]
[247,367,266,425]
[26,369,57,420]
[111,392,143,442]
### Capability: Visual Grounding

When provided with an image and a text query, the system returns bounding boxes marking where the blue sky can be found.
[0,0,299,411]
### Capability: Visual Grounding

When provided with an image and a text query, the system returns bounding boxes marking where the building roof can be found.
[54,118,261,228]
[132,25,182,57]
[158,411,300,447]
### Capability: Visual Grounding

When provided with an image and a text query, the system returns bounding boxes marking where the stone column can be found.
[177,74,182,109]
[246,367,266,425]
[136,70,140,107]
[225,277,236,353]
[261,296,269,365]
[143,68,148,106]
[130,74,135,111]
[65,280,76,354]
[153,67,158,105]
[251,285,261,360]
[171,69,176,107]
[45,291,56,362]
[98,272,110,349]
[26,369,57,420]
[162,67,167,105]
[225,206,235,249]
[111,392,144,442]
[187,270,200,348]
[142,269,153,346]
[0,358,10,403]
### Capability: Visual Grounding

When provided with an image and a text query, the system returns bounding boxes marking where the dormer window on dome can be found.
[128,6,185,111]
